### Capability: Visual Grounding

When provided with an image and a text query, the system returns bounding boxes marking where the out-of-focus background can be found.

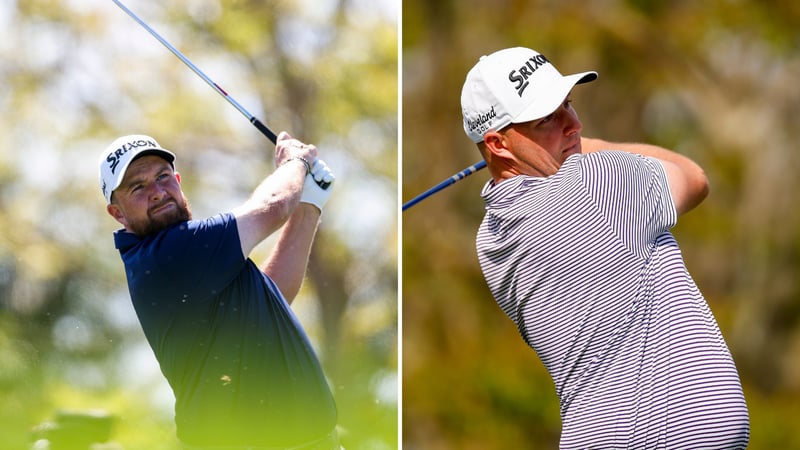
[1,1,397,449]
[403,1,800,449]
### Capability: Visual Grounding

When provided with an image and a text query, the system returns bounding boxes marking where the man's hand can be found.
[275,131,318,170]
[300,159,335,212]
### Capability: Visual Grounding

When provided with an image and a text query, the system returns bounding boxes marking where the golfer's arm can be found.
[581,137,709,215]
[232,161,307,257]
[261,204,320,304]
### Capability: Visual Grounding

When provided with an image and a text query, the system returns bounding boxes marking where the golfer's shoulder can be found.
[577,151,659,179]
[180,212,237,234]
[578,149,647,166]
[144,214,237,251]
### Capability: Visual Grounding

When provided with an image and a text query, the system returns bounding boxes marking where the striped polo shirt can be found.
[476,151,749,449]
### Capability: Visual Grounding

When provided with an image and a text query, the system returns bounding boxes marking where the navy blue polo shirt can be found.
[114,212,337,447]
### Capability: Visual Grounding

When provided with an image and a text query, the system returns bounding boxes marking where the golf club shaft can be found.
[402,160,486,211]
[112,0,277,144]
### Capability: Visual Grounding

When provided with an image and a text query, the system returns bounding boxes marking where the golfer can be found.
[99,132,339,449]
[462,47,749,448]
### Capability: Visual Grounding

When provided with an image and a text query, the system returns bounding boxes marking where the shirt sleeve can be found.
[580,151,677,259]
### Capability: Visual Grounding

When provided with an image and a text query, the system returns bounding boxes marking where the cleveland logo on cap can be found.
[106,138,159,175]
[465,106,497,136]
[508,53,550,97]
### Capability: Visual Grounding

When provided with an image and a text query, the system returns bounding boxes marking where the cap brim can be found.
[512,71,597,124]
[134,149,175,164]
[108,148,176,199]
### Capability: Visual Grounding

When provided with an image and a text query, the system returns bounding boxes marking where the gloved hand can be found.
[300,158,335,212]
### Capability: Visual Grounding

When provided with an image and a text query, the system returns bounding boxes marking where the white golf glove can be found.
[300,158,335,212]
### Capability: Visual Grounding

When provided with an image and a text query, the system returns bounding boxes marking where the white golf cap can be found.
[461,47,597,143]
[98,134,176,203]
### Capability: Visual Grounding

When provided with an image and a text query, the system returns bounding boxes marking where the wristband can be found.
[281,156,311,175]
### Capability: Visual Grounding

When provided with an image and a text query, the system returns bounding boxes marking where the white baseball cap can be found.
[98,134,176,203]
[461,47,597,143]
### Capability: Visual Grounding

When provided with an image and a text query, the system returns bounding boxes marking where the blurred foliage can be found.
[1,0,397,449]
[402,0,800,449]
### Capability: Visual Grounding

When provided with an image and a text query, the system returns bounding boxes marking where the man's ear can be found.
[106,203,128,228]
[175,172,181,183]
[483,130,513,160]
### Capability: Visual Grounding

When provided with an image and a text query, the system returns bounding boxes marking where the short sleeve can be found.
[580,151,677,258]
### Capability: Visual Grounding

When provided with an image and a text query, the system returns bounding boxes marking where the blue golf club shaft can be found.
[403,160,486,211]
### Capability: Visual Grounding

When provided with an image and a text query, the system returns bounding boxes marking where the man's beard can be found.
[128,197,193,237]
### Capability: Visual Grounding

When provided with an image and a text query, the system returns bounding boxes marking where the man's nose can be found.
[148,183,167,201]
[563,108,582,136]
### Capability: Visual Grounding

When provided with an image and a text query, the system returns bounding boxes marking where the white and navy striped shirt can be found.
[477,151,749,449]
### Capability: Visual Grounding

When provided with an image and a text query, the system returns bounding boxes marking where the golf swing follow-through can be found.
[459,47,750,448]
[102,2,339,449]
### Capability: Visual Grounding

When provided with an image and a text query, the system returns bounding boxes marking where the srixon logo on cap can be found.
[106,138,158,174]
[507,54,551,97]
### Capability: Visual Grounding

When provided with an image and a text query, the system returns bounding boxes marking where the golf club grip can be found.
[251,117,278,144]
